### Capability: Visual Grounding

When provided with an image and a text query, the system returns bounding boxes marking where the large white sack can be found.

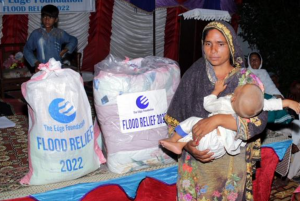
[20,58,106,185]
[94,55,180,174]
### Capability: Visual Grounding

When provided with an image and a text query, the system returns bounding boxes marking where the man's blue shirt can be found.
[24,27,78,67]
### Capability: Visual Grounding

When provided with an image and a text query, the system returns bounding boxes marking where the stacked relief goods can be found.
[93,55,180,174]
[21,58,106,185]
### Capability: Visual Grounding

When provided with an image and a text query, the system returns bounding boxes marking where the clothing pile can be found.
[93,55,180,174]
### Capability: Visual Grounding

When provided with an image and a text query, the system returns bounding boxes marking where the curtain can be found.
[164,7,187,61]
[1,15,28,44]
[110,0,166,59]
[81,0,114,72]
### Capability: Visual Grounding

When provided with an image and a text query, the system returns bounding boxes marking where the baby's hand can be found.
[212,80,227,96]
[285,99,300,114]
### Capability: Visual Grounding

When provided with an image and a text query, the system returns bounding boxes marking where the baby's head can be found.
[231,84,264,118]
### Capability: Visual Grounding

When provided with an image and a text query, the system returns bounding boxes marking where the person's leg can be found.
[160,117,202,154]
[159,140,187,154]
[160,132,182,143]
[160,131,188,154]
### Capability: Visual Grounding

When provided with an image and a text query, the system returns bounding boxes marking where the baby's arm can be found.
[212,80,227,96]
[282,99,300,114]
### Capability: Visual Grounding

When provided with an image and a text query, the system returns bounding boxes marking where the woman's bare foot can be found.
[159,139,183,154]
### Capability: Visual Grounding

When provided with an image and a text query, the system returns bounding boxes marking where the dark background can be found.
[238,0,300,96]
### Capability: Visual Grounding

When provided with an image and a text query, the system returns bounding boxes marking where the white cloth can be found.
[204,94,234,115]
[205,94,282,113]
[178,116,242,159]
[204,94,282,114]
[178,94,283,159]
[263,98,283,111]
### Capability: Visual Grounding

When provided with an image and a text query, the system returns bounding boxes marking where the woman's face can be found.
[203,29,231,68]
[249,54,261,69]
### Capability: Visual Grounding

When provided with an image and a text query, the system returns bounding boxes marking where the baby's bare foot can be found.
[160,140,183,154]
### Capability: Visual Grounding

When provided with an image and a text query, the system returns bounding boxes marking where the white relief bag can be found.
[93,55,180,174]
[20,58,106,185]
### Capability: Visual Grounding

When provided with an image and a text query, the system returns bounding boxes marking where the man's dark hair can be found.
[41,4,59,18]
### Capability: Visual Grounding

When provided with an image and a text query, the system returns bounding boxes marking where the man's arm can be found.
[23,31,38,67]
[61,31,78,55]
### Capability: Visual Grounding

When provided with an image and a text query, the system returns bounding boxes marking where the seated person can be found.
[160,81,300,158]
[23,4,78,72]
[248,52,283,99]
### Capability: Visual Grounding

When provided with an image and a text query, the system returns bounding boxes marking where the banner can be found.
[0,0,95,14]
[117,89,167,133]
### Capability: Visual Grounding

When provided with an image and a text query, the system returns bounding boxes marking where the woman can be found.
[165,21,268,200]
[247,52,283,98]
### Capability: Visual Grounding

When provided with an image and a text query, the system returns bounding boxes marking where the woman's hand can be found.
[184,114,237,162]
[183,115,220,163]
[184,140,214,162]
[192,114,237,142]
[192,115,220,142]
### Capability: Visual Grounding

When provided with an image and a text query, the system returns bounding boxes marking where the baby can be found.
[160,81,300,158]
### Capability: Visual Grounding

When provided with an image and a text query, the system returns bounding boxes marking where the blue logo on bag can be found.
[48,98,76,123]
[136,95,149,109]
